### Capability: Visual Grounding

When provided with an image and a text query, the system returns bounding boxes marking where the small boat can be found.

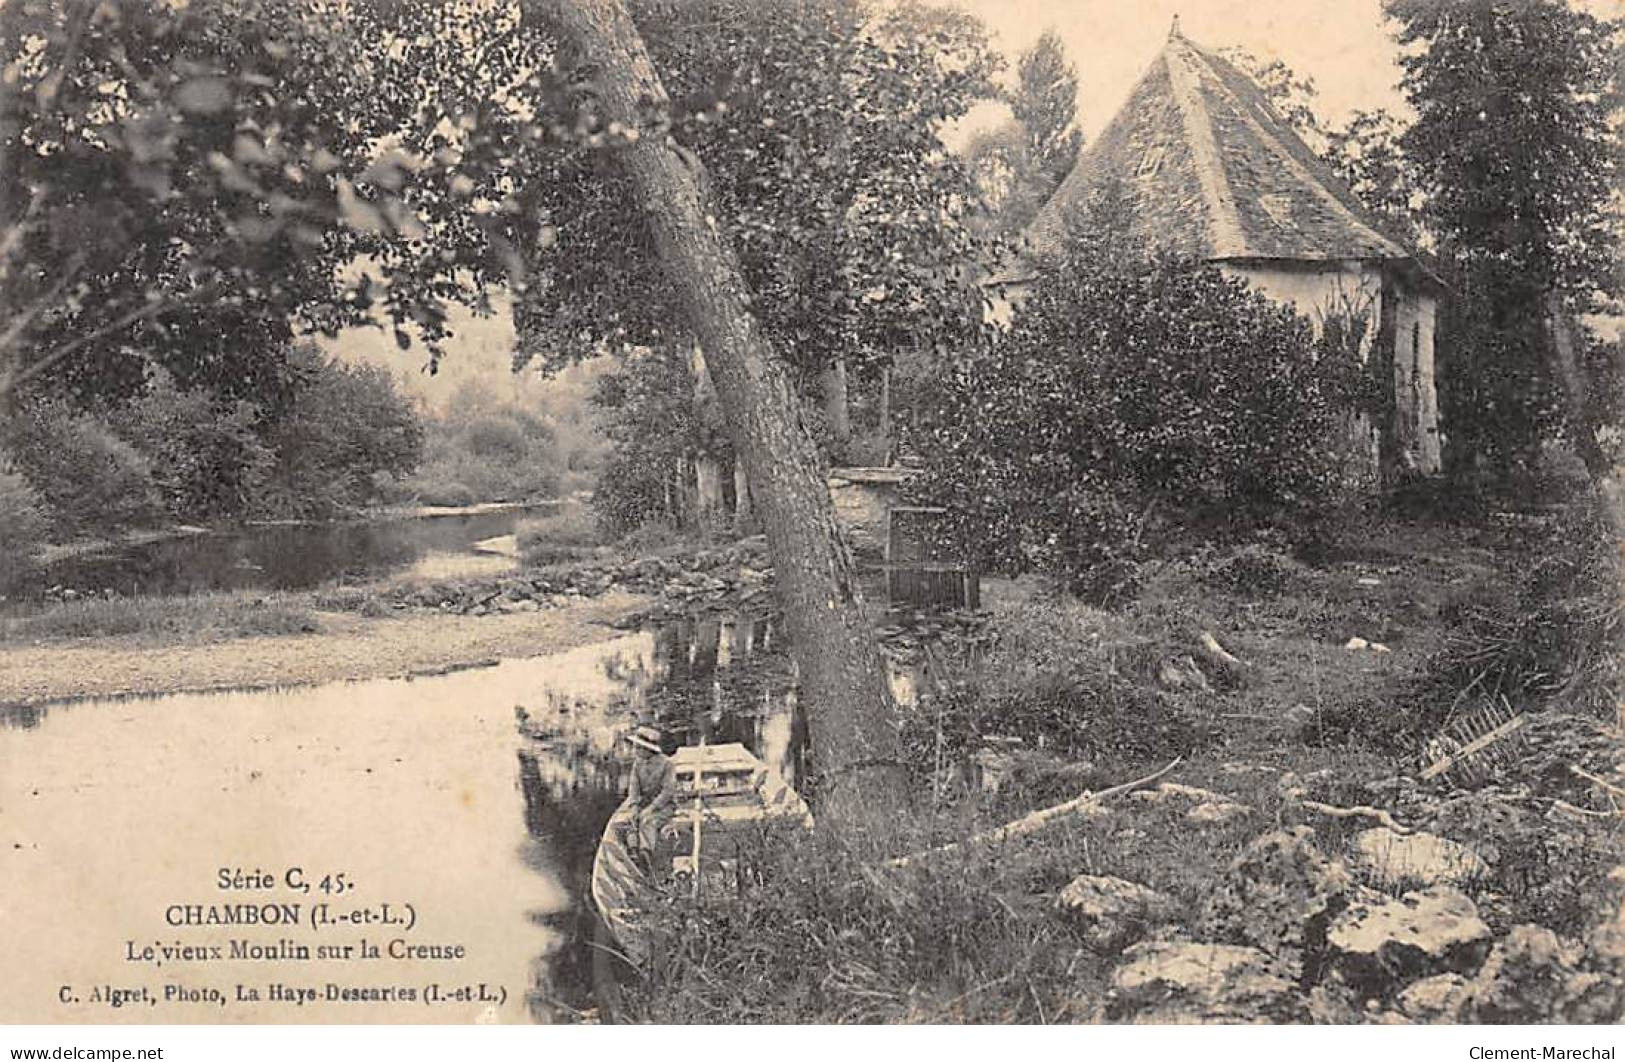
[590,742,813,966]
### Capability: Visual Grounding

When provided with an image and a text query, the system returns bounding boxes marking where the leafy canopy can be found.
[910,218,1364,599]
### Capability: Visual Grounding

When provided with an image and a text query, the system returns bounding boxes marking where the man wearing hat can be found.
[623,725,676,865]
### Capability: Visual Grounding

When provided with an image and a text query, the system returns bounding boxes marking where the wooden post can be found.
[689,764,704,898]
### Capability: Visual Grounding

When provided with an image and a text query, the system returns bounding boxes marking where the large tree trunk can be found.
[1545,295,1611,483]
[538,0,903,822]
[694,451,724,524]
[732,456,752,534]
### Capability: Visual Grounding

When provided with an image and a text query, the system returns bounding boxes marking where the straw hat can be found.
[623,725,663,754]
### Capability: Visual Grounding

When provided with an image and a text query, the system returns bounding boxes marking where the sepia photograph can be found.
[1,0,1622,1044]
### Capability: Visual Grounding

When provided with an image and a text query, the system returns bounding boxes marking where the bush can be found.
[515,502,603,566]
[1416,500,1621,725]
[910,231,1363,600]
[0,462,48,591]
[899,596,1209,778]
[6,400,163,536]
[112,369,272,521]
[592,448,675,538]
[254,345,424,518]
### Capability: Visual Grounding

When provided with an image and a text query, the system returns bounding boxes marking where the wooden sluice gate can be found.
[883,506,979,612]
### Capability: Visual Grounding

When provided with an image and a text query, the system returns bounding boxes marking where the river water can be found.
[0,612,819,1023]
[17,505,556,601]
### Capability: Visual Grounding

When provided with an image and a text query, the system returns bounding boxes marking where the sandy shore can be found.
[0,591,647,706]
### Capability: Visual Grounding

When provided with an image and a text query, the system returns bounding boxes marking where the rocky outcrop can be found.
[383,538,775,619]
[1349,827,1488,892]
[1056,875,1175,952]
[1463,925,1584,1024]
[1199,827,1363,979]
[1388,924,1623,1024]
[1103,942,1306,1023]
[1325,886,1492,999]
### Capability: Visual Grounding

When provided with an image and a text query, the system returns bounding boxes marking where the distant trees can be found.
[1385,0,1622,480]
[2,346,423,534]
[402,378,591,508]
[962,28,1082,237]
[1011,29,1083,188]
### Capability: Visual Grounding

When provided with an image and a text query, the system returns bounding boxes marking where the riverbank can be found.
[0,590,648,706]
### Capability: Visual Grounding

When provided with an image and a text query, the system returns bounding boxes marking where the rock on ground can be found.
[1199,827,1363,978]
[1103,941,1306,1023]
[1464,925,1584,1024]
[1395,973,1471,1022]
[1056,875,1174,952]
[1349,827,1489,892]
[1326,886,1492,998]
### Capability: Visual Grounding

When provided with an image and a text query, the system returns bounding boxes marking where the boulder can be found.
[1199,827,1361,977]
[1349,827,1488,891]
[1395,973,1471,1023]
[1104,941,1306,1023]
[1056,875,1175,952]
[1326,886,1492,998]
[1464,925,1584,1024]
[1587,866,1625,968]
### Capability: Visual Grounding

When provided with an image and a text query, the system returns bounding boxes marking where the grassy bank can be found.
[609,495,1625,1024]
[0,588,322,646]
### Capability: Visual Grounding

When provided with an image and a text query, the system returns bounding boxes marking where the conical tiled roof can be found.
[1004,27,1420,280]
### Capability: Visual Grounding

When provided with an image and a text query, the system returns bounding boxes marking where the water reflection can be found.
[14,505,556,600]
[510,611,806,1019]
[0,606,879,1023]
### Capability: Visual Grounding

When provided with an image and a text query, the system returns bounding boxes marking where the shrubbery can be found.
[6,343,425,537]
[910,233,1364,600]
[111,369,272,521]
[6,400,163,536]
[254,346,424,519]
[400,378,590,508]
[898,596,1209,782]
[0,461,49,591]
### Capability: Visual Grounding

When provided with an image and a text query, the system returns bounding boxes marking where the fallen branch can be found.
[882,756,1182,871]
[1571,764,1625,801]
[1295,799,1413,835]
[1198,630,1247,671]
[1553,798,1625,820]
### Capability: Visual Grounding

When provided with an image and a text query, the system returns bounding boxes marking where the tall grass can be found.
[614,821,1099,1023]
[0,591,319,644]
[515,501,605,567]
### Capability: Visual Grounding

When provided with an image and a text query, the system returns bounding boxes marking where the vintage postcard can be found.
[2,0,1621,1035]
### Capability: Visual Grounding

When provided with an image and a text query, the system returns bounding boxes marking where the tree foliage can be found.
[910,223,1364,600]
[1389,0,1620,304]
[517,0,999,390]
[1008,28,1081,187]
[1385,0,1622,474]
[253,345,423,519]
[961,29,1081,238]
